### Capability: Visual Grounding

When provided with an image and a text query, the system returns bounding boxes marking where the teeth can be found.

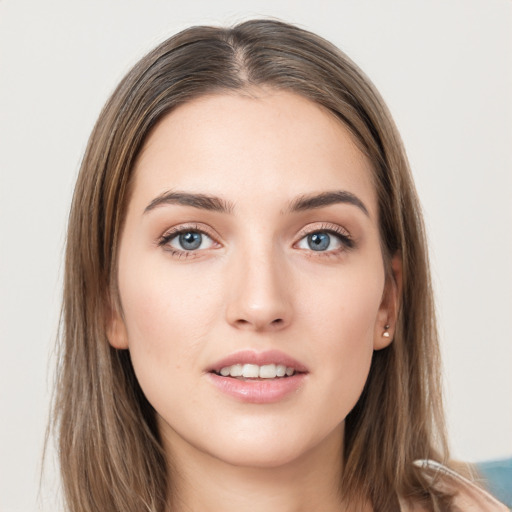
[259,364,276,378]
[229,364,243,377]
[243,364,260,378]
[217,363,296,378]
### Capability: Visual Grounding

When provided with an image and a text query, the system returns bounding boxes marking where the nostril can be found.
[233,317,284,329]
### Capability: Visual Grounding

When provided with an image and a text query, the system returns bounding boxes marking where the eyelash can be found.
[295,223,354,256]
[157,224,218,259]
[157,222,354,259]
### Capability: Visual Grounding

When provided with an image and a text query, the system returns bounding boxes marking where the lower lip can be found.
[207,372,307,404]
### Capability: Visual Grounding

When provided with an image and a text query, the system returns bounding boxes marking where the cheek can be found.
[301,257,384,344]
[301,262,384,412]
[116,253,221,388]
[120,247,218,335]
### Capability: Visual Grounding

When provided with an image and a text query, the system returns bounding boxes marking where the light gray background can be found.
[1,1,511,511]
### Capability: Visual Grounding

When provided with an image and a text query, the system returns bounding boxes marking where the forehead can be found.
[131,90,377,217]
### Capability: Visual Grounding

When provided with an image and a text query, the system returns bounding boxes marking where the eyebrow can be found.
[144,191,234,214]
[144,189,369,217]
[287,191,369,216]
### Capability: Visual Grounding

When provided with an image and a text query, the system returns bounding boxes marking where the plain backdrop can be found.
[1,1,511,510]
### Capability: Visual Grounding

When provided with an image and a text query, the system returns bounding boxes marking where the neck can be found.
[163,426,362,512]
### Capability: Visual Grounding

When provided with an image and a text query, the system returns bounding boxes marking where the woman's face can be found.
[109,90,397,469]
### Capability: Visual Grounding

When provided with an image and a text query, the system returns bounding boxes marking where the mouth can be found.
[206,350,308,403]
[207,349,308,379]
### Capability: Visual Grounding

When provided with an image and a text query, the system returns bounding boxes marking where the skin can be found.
[108,89,400,512]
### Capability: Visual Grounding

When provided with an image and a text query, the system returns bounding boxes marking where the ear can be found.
[105,297,129,349]
[373,253,402,350]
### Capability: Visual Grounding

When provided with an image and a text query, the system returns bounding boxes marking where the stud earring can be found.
[383,324,390,338]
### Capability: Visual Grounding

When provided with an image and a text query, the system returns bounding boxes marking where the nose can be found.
[225,245,293,332]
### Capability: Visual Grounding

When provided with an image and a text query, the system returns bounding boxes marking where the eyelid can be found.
[295,222,352,241]
[157,223,222,251]
[293,222,354,252]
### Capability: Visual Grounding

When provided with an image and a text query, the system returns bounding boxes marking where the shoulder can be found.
[399,460,510,512]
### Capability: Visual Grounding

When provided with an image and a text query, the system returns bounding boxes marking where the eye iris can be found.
[308,232,330,251]
[179,232,202,250]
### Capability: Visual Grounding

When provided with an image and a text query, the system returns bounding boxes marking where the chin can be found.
[215,440,305,469]
[157,398,346,472]
[199,421,343,471]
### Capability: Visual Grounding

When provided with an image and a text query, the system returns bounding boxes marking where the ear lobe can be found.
[106,302,129,349]
[373,253,402,351]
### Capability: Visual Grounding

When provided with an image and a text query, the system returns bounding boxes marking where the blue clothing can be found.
[477,458,512,508]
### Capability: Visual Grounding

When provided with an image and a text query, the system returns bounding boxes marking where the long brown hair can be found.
[53,19,450,511]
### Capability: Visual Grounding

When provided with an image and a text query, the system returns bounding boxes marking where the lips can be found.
[206,350,308,403]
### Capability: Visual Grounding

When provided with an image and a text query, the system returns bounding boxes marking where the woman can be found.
[53,19,507,512]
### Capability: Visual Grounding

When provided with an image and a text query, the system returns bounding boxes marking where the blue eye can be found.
[296,228,352,253]
[178,231,202,250]
[160,228,216,252]
[307,232,331,251]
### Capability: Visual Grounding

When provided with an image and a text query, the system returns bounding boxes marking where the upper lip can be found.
[207,349,309,373]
